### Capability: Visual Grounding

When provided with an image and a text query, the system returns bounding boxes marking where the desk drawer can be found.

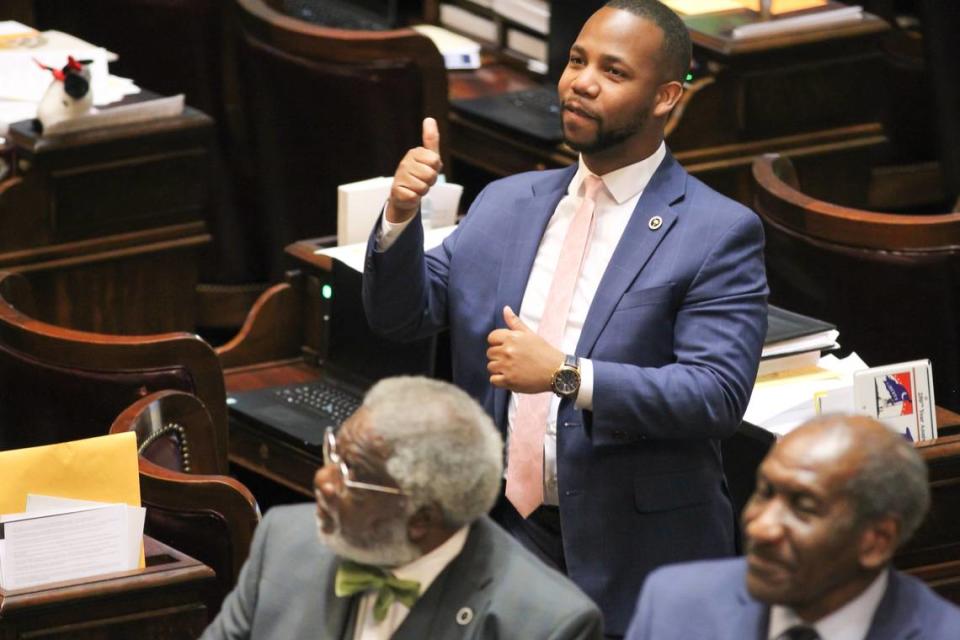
[228,418,322,498]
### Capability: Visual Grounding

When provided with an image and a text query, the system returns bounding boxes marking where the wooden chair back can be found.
[752,153,960,411]
[0,272,229,471]
[111,390,260,616]
[231,0,448,278]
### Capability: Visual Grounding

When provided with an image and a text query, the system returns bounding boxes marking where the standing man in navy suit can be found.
[626,415,960,639]
[363,1,768,635]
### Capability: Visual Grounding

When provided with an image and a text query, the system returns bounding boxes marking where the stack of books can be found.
[759,305,838,377]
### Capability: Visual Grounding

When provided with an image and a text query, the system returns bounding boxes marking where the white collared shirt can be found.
[378,143,667,504]
[767,570,889,640]
[507,143,666,504]
[352,526,469,640]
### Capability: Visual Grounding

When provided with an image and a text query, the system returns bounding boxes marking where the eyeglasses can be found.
[322,427,404,496]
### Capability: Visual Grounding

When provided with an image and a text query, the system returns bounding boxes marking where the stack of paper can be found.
[492,0,550,35]
[318,224,458,273]
[0,432,145,590]
[439,3,498,43]
[745,352,866,435]
[731,4,863,39]
[412,24,481,70]
[337,175,463,246]
[0,495,145,590]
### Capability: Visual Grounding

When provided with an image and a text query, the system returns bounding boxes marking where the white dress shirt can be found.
[378,142,667,504]
[352,526,469,640]
[767,570,889,640]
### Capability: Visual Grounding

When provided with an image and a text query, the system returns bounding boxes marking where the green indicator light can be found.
[322,284,333,299]
[685,73,693,82]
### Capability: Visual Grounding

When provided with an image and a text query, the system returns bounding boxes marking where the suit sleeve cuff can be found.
[575,358,593,410]
[376,203,416,252]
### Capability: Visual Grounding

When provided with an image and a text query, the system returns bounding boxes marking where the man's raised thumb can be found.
[422,117,440,154]
[503,306,530,332]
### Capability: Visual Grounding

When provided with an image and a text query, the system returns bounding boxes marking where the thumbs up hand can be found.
[386,117,443,224]
[486,306,564,393]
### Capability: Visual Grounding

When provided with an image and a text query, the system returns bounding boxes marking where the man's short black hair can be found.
[604,0,692,84]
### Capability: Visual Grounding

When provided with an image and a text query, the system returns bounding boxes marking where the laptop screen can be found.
[325,260,435,385]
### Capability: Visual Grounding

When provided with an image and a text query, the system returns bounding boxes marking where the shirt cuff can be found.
[575,358,593,410]
[375,204,416,252]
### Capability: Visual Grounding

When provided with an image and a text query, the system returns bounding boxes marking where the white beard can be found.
[315,511,422,568]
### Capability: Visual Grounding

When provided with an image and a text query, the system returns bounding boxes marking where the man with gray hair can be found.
[625,415,960,639]
[202,376,603,639]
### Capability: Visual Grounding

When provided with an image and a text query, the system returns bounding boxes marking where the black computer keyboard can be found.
[452,85,564,143]
[275,382,361,424]
[281,0,391,30]
[504,86,562,117]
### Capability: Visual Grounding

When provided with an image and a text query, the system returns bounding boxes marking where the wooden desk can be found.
[0,107,213,335]
[0,536,214,639]
[447,11,892,207]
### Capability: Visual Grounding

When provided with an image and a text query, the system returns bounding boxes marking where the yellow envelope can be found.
[0,432,140,513]
[0,432,143,567]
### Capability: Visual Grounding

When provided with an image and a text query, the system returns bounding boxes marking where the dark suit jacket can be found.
[363,151,768,633]
[201,505,603,639]
[625,558,960,639]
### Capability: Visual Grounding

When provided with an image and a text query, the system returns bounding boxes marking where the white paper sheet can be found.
[0,504,130,590]
[26,494,145,570]
[744,352,867,435]
[315,224,458,273]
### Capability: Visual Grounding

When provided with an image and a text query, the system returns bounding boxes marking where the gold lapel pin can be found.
[456,606,474,626]
[648,216,663,230]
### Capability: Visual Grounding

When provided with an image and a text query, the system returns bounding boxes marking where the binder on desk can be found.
[759,305,838,377]
[765,305,837,352]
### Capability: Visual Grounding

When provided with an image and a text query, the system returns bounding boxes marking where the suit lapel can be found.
[492,165,577,427]
[733,579,769,640]
[577,152,686,357]
[392,521,495,640]
[865,571,923,640]
[322,558,359,640]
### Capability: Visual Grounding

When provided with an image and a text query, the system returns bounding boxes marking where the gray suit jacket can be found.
[625,558,960,640]
[202,504,603,639]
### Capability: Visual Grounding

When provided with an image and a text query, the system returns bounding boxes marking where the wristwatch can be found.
[550,354,581,398]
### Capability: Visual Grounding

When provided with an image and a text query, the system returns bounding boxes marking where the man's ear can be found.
[406,503,444,543]
[653,80,684,118]
[858,516,899,570]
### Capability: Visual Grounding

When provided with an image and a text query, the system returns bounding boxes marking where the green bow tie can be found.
[334,560,421,622]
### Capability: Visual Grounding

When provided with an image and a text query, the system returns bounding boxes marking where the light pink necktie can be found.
[506,174,604,518]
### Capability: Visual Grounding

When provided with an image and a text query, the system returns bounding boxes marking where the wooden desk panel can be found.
[0,108,213,335]
[0,536,214,639]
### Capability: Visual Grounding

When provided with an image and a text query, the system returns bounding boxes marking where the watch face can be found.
[554,368,580,395]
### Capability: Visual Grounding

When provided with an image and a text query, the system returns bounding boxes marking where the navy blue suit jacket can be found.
[363,151,768,634]
[625,558,960,639]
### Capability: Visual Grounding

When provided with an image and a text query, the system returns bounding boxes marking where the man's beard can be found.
[563,104,649,155]
[315,509,422,568]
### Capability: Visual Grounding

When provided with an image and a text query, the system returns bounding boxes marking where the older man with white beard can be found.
[201,376,603,640]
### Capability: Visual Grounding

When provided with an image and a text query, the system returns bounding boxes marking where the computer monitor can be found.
[547,0,606,82]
